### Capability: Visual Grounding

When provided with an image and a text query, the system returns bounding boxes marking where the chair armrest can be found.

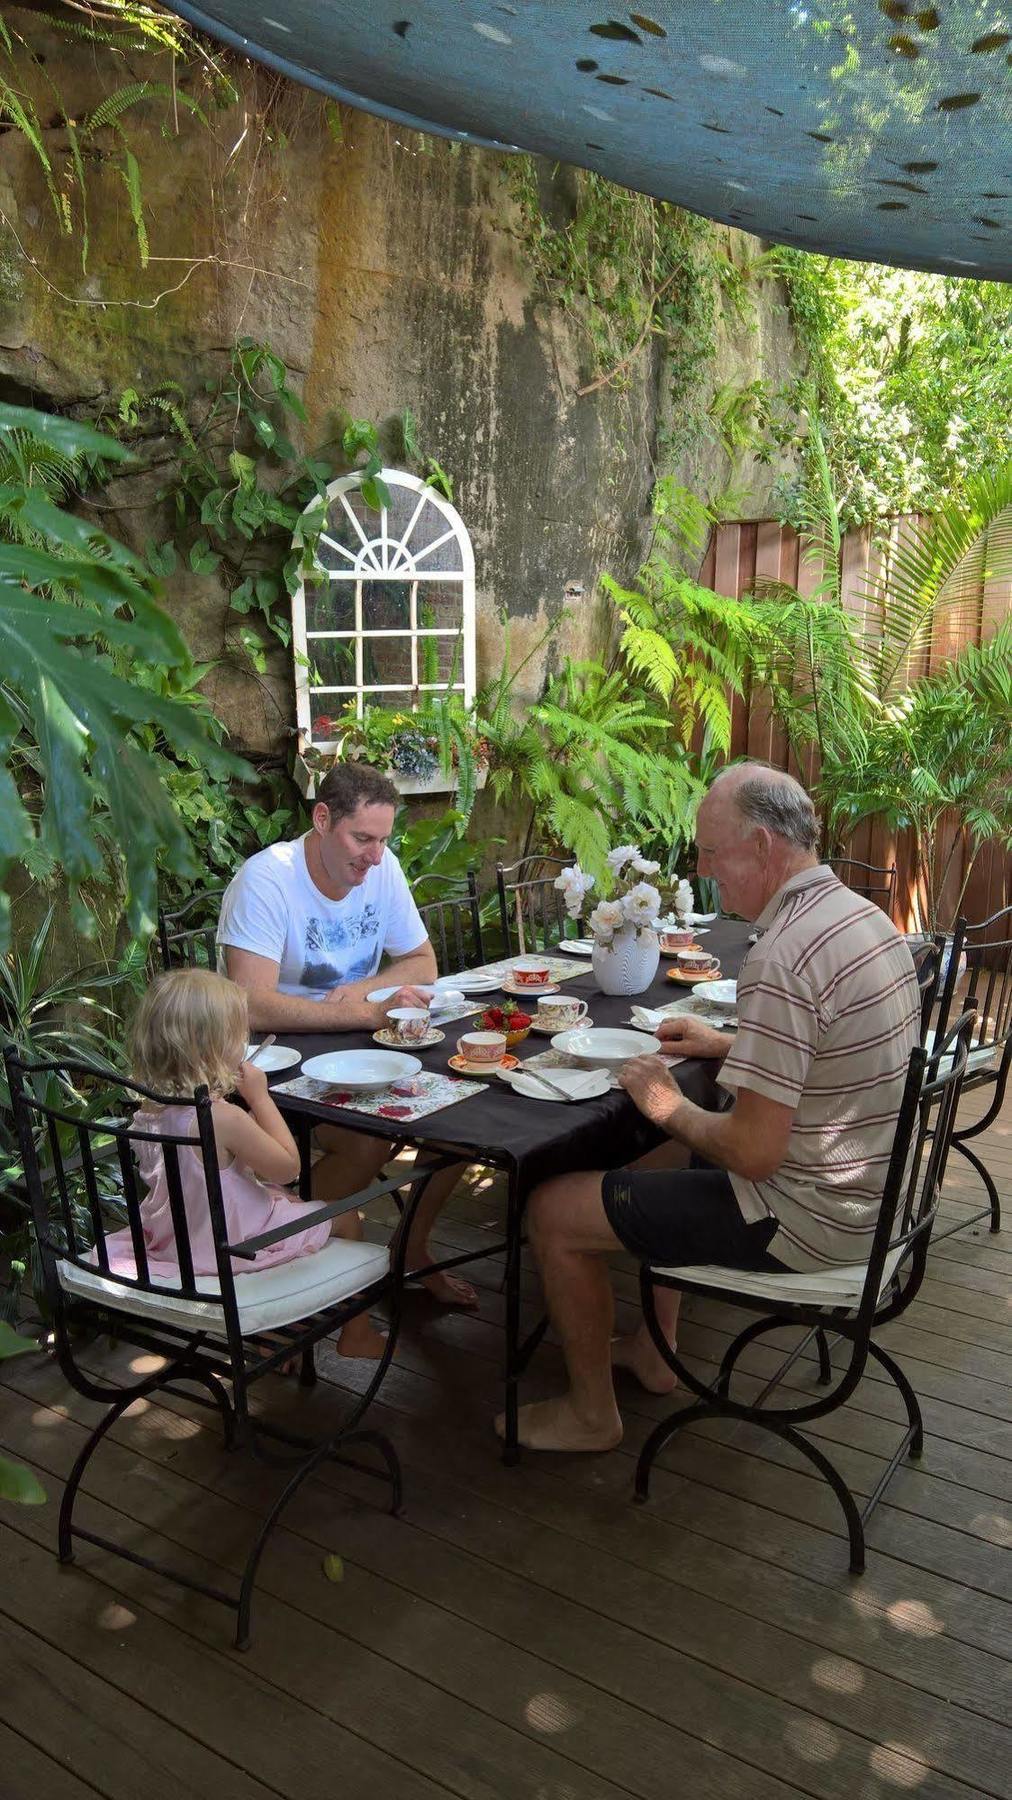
[228,1155,456,1259]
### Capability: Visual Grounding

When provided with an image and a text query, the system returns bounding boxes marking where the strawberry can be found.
[478,1003,531,1031]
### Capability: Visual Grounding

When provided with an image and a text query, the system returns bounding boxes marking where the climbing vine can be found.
[505,157,728,457]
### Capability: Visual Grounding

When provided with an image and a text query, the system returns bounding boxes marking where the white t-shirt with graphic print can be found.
[216,836,427,998]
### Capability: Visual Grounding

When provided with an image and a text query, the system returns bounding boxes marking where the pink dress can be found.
[101,1103,332,1281]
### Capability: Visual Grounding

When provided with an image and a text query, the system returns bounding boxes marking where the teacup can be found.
[456,1030,508,1066]
[387,1006,431,1044]
[535,994,589,1029]
[510,957,552,988]
[675,948,720,976]
[659,926,696,951]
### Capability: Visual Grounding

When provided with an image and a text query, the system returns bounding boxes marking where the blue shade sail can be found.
[169,2,1011,279]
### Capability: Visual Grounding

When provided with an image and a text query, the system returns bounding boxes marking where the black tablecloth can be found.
[270,920,752,1191]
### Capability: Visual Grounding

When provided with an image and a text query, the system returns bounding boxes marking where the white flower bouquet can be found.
[555,844,662,948]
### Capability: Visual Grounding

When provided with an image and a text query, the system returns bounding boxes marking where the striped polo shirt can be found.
[718,867,919,1272]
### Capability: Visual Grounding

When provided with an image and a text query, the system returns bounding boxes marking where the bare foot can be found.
[493,1396,623,1452]
[337,1317,389,1360]
[611,1332,678,1395]
[419,1268,479,1308]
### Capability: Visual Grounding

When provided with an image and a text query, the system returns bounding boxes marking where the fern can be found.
[120,145,148,269]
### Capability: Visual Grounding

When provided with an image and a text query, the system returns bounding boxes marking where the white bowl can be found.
[300,1049,422,1091]
[695,979,737,1011]
[243,1043,301,1073]
[550,1027,662,1071]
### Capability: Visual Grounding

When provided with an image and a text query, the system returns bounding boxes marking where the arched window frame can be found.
[291,469,476,774]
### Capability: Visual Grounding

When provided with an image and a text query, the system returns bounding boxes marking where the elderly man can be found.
[500,763,919,1451]
[218,762,475,1308]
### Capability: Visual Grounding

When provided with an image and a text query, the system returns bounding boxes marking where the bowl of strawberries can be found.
[477,1002,532,1047]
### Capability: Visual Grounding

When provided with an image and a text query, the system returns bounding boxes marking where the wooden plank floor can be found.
[2,1087,1010,1800]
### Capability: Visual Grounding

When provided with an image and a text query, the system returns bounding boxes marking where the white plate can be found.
[556,939,595,956]
[300,1049,422,1091]
[550,1027,662,1071]
[497,1065,611,1102]
[695,978,737,1010]
[450,973,504,994]
[244,1042,302,1073]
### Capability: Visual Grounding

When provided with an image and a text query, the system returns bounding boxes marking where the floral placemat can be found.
[274,1069,484,1121]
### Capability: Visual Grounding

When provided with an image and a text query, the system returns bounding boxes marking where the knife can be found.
[523,1065,582,1102]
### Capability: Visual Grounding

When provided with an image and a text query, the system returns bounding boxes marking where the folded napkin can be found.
[629,1005,665,1031]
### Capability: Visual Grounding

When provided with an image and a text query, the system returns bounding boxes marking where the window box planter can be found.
[294,754,487,803]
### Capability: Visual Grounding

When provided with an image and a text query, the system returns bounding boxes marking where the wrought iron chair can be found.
[414,872,486,975]
[828,857,898,917]
[495,856,573,957]
[928,903,1011,1238]
[634,1011,975,1574]
[5,1045,453,1649]
[156,890,225,972]
[908,932,947,1043]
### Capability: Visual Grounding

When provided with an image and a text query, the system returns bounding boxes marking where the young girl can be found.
[104,967,385,1359]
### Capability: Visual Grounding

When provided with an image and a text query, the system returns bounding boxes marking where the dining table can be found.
[267,917,754,1458]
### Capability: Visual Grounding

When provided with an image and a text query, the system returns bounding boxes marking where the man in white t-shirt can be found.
[218,762,475,1306]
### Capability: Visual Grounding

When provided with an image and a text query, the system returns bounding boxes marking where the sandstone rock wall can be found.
[0,16,807,763]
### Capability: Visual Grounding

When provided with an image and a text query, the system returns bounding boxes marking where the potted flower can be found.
[555,844,663,996]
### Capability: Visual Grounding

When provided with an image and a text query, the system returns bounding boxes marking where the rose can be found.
[605,844,641,875]
[622,881,662,927]
[554,863,595,919]
[588,899,625,943]
[631,855,660,876]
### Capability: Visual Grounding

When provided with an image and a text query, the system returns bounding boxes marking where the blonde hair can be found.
[131,969,248,1100]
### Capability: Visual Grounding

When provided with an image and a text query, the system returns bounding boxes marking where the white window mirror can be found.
[291,469,477,794]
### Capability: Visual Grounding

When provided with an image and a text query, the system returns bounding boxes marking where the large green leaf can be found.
[0,404,251,944]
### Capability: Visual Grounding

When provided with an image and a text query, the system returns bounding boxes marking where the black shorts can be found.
[601,1166,787,1270]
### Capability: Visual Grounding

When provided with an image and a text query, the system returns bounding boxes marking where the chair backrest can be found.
[908,932,947,1043]
[495,856,572,957]
[156,890,225,972]
[4,1048,245,1361]
[934,904,1012,1062]
[858,1008,974,1323]
[828,857,897,917]
[415,873,485,975]
[943,905,1012,1079]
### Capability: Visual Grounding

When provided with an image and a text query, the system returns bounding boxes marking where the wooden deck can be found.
[2,1089,1009,1800]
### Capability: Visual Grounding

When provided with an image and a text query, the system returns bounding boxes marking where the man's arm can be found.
[224,940,438,1033]
[618,1057,794,1182]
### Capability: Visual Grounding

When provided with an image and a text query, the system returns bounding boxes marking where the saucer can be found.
[500,979,560,998]
[658,942,698,957]
[666,967,722,985]
[373,1027,445,1049]
[529,1016,587,1034]
[447,1053,520,1078]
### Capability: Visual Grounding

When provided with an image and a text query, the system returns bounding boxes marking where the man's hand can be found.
[617,1054,685,1130]
[383,985,435,1012]
[656,1016,730,1062]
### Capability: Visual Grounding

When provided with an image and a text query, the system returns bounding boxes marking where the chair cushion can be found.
[57,1238,390,1336]
[650,1240,908,1310]
[922,1027,997,1078]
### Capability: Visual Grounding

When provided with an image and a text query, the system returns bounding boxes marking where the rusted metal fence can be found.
[697,518,1012,929]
